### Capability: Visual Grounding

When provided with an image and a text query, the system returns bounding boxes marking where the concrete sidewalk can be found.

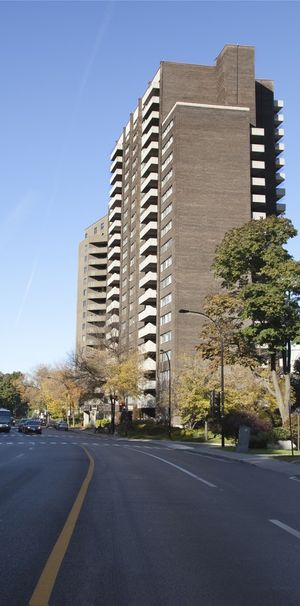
[162,439,300,477]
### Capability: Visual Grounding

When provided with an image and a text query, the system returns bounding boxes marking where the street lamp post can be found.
[160,349,172,439]
[179,308,225,448]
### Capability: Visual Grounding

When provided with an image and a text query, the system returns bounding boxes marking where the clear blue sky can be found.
[1,0,299,375]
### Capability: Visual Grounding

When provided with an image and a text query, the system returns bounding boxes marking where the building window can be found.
[161,275,172,290]
[161,239,172,254]
[161,169,173,188]
[94,227,97,234]
[160,311,171,325]
[83,289,86,296]
[82,323,85,330]
[101,223,104,230]
[162,119,174,139]
[161,220,172,237]
[160,293,172,308]
[160,369,170,383]
[162,136,173,156]
[161,203,172,221]
[85,232,88,239]
[160,331,171,344]
[160,350,171,362]
[161,186,173,204]
[161,256,172,272]
[161,152,173,173]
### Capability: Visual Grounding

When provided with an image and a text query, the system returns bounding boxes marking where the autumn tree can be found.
[208,216,300,424]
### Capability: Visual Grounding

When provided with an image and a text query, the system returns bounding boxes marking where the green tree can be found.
[0,372,28,417]
[211,216,300,424]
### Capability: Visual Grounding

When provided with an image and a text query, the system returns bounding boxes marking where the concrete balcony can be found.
[138,323,156,339]
[276,172,285,184]
[110,144,123,162]
[106,300,120,314]
[252,194,266,205]
[143,95,159,120]
[87,302,106,312]
[140,221,157,241]
[139,271,157,289]
[107,259,120,274]
[108,232,121,248]
[251,144,265,154]
[276,202,286,215]
[276,188,286,199]
[110,169,123,185]
[110,156,123,173]
[251,160,265,174]
[275,157,285,170]
[275,143,285,155]
[141,141,159,163]
[274,100,284,113]
[107,273,120,287]
[142,126,159,149]
[140,255,157,273]
[140,188,158,209]
[86,313,105,324]
[88,244,107,256]
[142,111,159,134]
[109,180,122,197]
[109,206,121,222]
[109,194,122,210]
[274,128,284,141]
[87,290,106,302]
[139,288,157,306]
[274,114,284,126]
[107,246,121,260]
[141,172,158,193]
[107,314,119,326]
[138,305,157,322]
[142,358,157,372]
[140,204,158,225]
[106,286,120,301]
[88,279,105,288]
[142,380,156,392]
[108,220,122,235]
[140,238,157,256]
[89,268,106,277]
[138,340,157,355]
[251,127,264,138]
[251,177,266,188]
[141,155,159,178]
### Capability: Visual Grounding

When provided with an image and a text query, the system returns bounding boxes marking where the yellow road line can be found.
[29,446,94,606]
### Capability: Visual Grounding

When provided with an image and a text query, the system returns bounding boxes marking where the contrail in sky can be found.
[45,0,116,218]
[15,259,38,329]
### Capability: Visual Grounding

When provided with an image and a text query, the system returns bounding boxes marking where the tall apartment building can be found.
[106,44,285,414]
[76,216,108,356]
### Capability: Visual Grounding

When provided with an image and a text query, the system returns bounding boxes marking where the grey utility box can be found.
[236,425,251,452]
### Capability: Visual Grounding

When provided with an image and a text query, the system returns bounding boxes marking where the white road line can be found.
[50,442,57,444]
[289,476,300,482]
[185,451,231,464]
[128,448,217,488]
[269,519,300,540]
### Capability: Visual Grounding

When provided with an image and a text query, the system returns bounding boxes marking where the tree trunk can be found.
[271,370,290,425]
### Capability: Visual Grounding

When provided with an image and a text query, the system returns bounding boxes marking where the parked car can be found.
[56,421,68,431]
[21,419,42,435]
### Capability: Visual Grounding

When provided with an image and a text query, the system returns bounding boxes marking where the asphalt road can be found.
[1,428,300,605]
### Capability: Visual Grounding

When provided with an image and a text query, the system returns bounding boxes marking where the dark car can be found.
[18,418,30,432]
[56,421,68,431]
[21,420,42,435]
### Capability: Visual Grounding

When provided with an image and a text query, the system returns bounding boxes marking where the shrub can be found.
[222,409,272,443]
[268,426,291,442]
